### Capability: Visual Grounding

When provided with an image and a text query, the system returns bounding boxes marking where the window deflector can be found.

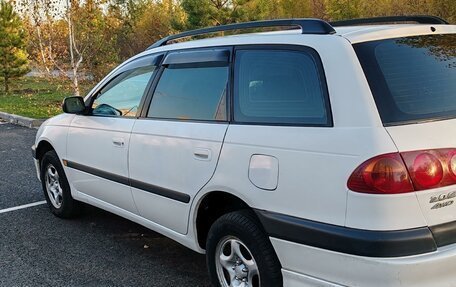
[162,48,231,66]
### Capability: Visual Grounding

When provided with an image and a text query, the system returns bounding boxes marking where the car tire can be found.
[206,210,283,287]
[40,150,80,218]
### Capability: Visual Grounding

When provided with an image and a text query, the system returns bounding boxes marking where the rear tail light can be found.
[348,148,456,194]
[348,153,413,194]
[449,151,456,180]
[401,149,456,191]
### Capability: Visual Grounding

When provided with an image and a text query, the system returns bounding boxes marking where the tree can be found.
[9,0,456,97]
[67,0,121,84]
[18,0,121,94]
[278,0,312,18]
[15,0,69,78]
[112,0,185,58]
[0,0,29,93]
[181,0,267,29]
[63,0,83,96]
[325,0,361,20]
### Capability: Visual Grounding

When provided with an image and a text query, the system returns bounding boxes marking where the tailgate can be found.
[354,32,456,227]
[387,119,456,226]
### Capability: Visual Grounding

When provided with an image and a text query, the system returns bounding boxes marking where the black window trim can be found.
[84,53,165,119]
[139,46,234,124]
[231,44,333,127]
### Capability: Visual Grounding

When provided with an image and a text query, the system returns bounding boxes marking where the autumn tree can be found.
[70,0,121,81]
[325,0,361,20]
[181,0,268,29]
[0,0,29,93]
[10,0,456,96]
[17,0,121,94]
[275,0,312,18]
[18,0,60,76]
[112,0,185,58]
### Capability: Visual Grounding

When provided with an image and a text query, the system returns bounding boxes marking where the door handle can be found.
[194,148,212,161]
[112,138,125,148]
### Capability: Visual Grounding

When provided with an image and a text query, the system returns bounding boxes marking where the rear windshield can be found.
[354,34,456,125]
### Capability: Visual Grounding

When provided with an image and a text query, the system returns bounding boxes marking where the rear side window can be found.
[148,64,228,121]
[355,34,456,125]
[234,48,331,126]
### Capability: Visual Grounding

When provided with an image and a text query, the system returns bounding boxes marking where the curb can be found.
[0,111,45,129]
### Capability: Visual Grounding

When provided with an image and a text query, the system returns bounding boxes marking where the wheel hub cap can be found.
[215,236,260,287]
[45,164,63,209]
[234,263,248,279]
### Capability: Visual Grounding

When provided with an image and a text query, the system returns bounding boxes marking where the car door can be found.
[129,48,231,234]
[65,54,162,213]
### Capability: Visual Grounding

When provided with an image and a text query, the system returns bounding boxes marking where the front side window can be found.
[234,48,331,126]
[92,65,156,117]
[148,63,229,121]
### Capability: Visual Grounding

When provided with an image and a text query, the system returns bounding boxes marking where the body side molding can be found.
[65,160,191,203]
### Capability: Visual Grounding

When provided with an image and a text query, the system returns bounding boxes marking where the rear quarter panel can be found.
[210,125,398,226]
[200,35,411,227]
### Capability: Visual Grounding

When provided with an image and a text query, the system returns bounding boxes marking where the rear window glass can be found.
[355,34,456,125]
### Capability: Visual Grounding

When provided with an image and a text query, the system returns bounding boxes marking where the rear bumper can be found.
[273,238,456,287]
[255,210,456,286]
[255,210,456,257]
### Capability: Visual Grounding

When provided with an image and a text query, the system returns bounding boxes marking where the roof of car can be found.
[334,24,455,43]
[138,23,455,58]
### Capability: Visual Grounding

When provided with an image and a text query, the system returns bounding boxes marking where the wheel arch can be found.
[36,139,56,162]
[194,190,263,250]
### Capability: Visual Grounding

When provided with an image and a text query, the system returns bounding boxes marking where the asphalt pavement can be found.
[0,122,210,287]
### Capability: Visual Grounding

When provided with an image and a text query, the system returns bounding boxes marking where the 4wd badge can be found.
[430,191,456,210]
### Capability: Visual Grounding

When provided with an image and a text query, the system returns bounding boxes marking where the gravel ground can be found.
[0,123,211,287]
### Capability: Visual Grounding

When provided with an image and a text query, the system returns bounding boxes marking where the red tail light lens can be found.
[348,153,413,194]
[401,149,456,191]
[449,152,456,180]
[348,148,456,194]
[409,153,443,188]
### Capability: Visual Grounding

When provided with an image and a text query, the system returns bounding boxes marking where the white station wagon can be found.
[32,16,456,287]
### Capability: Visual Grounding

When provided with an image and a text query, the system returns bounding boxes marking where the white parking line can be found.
[0,201,47,214]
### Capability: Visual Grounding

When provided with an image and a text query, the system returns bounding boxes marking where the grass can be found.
[0,77,92,119]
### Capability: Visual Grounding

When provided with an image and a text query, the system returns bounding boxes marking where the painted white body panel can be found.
[272,237,456,287]
[33,113,75,181]
[345,190,427,230]
[66,115,137,213]
[129,119,228,234]
[281,270,344,287]
[35,114,75,158]
[337,24,456,43]
[211,125,397,226]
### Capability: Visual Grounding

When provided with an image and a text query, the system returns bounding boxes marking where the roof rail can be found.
[146,19,335,50]
[330,15,449,27]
